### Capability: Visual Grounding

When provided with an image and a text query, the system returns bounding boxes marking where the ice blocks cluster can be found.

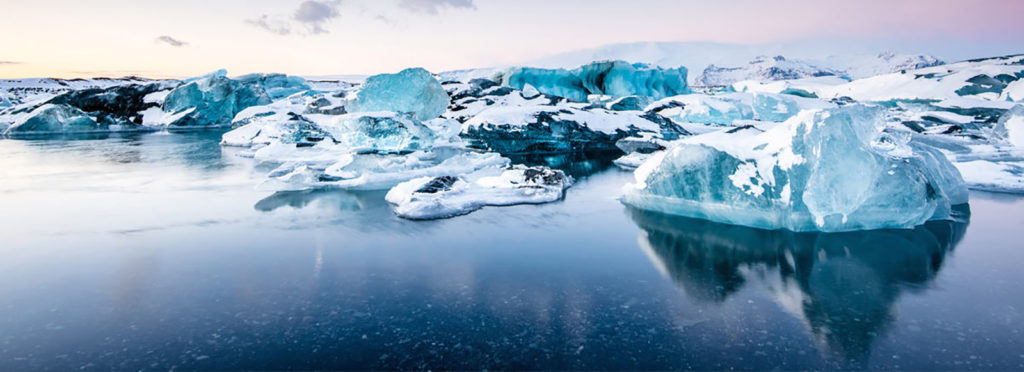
[501,61,690,102]
[622,105,969,232]
[7,52,1024,225]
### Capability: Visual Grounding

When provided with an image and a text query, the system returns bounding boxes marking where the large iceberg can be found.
[501,60,690,102]
[345,68,450,121]
[622,105,969,232]
[159,70,272,129]
[5,104,102,135]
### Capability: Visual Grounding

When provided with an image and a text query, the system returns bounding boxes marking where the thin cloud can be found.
[248,0,341,36]
[398,0,475,15]
[245,15,293,35]
[155,35,188,47]
[294,0,341,34]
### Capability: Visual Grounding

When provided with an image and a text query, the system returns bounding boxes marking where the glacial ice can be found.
[345,68,450,121]
[502,61,690,102]
[447,80,688,154]
[697,55,839,87]
[386,165,572,219]
[160,70,272,128]
[991,105,1024,147]
[260,149,510,191]
[235,73,311,100]
[622,105,969,232]
[647,92,834,125]
[5,104,101,134]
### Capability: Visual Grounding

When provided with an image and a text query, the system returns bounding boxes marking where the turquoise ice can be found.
[346,68,450,121]
[622,105,968,232]
[503,61,690,102]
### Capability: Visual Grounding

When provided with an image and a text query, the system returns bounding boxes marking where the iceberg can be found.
[386,165,572,219]
[261,149,509,191]
[346,68,450,121]
[696,55,839,87]
[322,112,436,154]
[502,60,690,102]
[5,104,101,135]
[446,81,688,155]
[622,105,969,232]
[648,92,834,125]
[160,70,272,129]
[235,73,312,100]
[991,105,1024,146]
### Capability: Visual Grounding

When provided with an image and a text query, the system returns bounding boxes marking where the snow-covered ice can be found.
[386,165,572,219]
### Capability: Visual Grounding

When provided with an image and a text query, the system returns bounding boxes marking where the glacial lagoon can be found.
[1,132,1023,370]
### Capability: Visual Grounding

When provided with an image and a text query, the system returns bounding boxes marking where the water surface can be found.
[1,133,1022,370]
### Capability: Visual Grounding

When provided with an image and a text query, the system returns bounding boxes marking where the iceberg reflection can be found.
[627,206,969,365]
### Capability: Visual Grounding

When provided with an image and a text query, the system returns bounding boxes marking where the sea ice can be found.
[622,105,968,232]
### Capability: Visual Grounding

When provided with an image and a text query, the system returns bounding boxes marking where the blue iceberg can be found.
[5,104,100,135]
[622,105,968,232]
[346,68,450,121]
[235,73,312,100]
[503,61,689,102]
[161,70,272,129]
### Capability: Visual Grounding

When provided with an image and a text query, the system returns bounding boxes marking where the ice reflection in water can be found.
[628,206,969,367]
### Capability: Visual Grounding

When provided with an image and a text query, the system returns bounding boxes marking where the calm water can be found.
[1,133,1023,370]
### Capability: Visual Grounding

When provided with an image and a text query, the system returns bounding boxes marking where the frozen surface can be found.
[386,166,572,219]
[623,105,969,232]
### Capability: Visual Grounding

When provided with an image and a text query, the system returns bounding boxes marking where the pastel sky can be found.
[1,0,1022,78]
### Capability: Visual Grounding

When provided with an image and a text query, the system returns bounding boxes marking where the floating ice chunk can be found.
[346,68,450,121]
[235,73,311,100]
[1003,80,1024,102]
[322,112,435,154]
[649,92,834,125]
[606,96,652,111]
[161,72,271,128]
[614,151,658,171]
[697,55,840,87]
[261,149,509,191]
[954,160,1024,193]
[648,94,752,125]
[622,105,968,232]
[386,165,572,219]
[503,61,689,102]
[991,105,1024,146]
[5,104,99,135]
